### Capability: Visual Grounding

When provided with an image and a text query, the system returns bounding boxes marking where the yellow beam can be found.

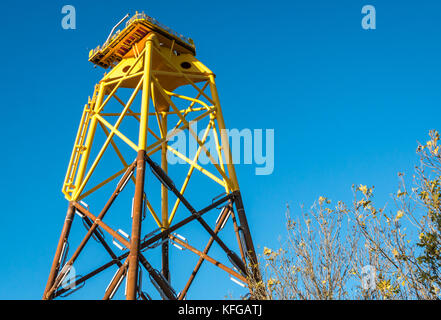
[72,83,104,194]
[78,166,128,201]
[211,117,230,194]
[95,114,138,151]
[168,121,213,224]
[138,35,155,151]
[208,75,240,191]
[152,76,233,188]
[162,89,211,110]
[166,145,225,187]
[72,77,143,200]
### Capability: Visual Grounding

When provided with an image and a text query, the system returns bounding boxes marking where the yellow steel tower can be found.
[43,12,261,300]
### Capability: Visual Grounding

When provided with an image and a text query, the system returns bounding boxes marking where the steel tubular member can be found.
[144,153,247,276]
[234,192,264,298]
[138,254,176,300]
[43,203,75,300]
[53,193,235,298]
[73,203,131,248]
[169,234,247,283]
[45,163,136,299]
[103,260,128,300]
[230,208,247,264]
[46,22,263,300]
[178,204,232,299]
[127,151,147,299]
[81,216,124,268]
[234,193,259,267]
[124,33,155,300]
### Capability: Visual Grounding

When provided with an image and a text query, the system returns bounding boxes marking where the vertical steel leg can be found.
[44,163,136,299]
[43,203,75,300]
[234,191,264,298]
[126,33,155,300]
[126,151,146,299]
[230,207,246,264]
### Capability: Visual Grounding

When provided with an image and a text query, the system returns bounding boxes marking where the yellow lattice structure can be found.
[43,12,261,300]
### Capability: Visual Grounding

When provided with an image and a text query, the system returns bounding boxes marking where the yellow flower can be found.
[263,247,272,256]
[397,190,407,197]
[267,278,279,287]
[359,185,368,195]
[395,210,404,220]
[392,248,399,257]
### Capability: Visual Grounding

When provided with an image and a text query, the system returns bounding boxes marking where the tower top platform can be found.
[89,12,196,69]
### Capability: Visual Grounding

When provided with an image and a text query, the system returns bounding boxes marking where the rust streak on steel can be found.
[82,216,124,268]
[234,191,263,297]
[230,207,246,264]
[53,193,235,297]
[169,233,248,283]
[138,254,176,300]
[83,215,148,300]
[46,162,136,298]
[54,258,118,298]
[73,202,131,249]
[145,153,247,275]
[179,204,232,300]
[53,193,234,297]
[234,192,258,266]
[126,150,146,299]
[103,260,128,300]
[137,192,236,253]
[69,162,136,260]
[43,203,75,300]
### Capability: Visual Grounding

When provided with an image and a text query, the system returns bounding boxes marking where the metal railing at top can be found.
[127,12,194,47]
[89,12,194,60]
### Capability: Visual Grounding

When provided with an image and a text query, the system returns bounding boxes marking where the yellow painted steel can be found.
[168,121,214,225]
[89,12,196,68]
[62,14,242,231]
[138,34,155,151]
[71,84,103,194]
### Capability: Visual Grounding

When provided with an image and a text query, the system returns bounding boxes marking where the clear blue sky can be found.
[1,0,441,299]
